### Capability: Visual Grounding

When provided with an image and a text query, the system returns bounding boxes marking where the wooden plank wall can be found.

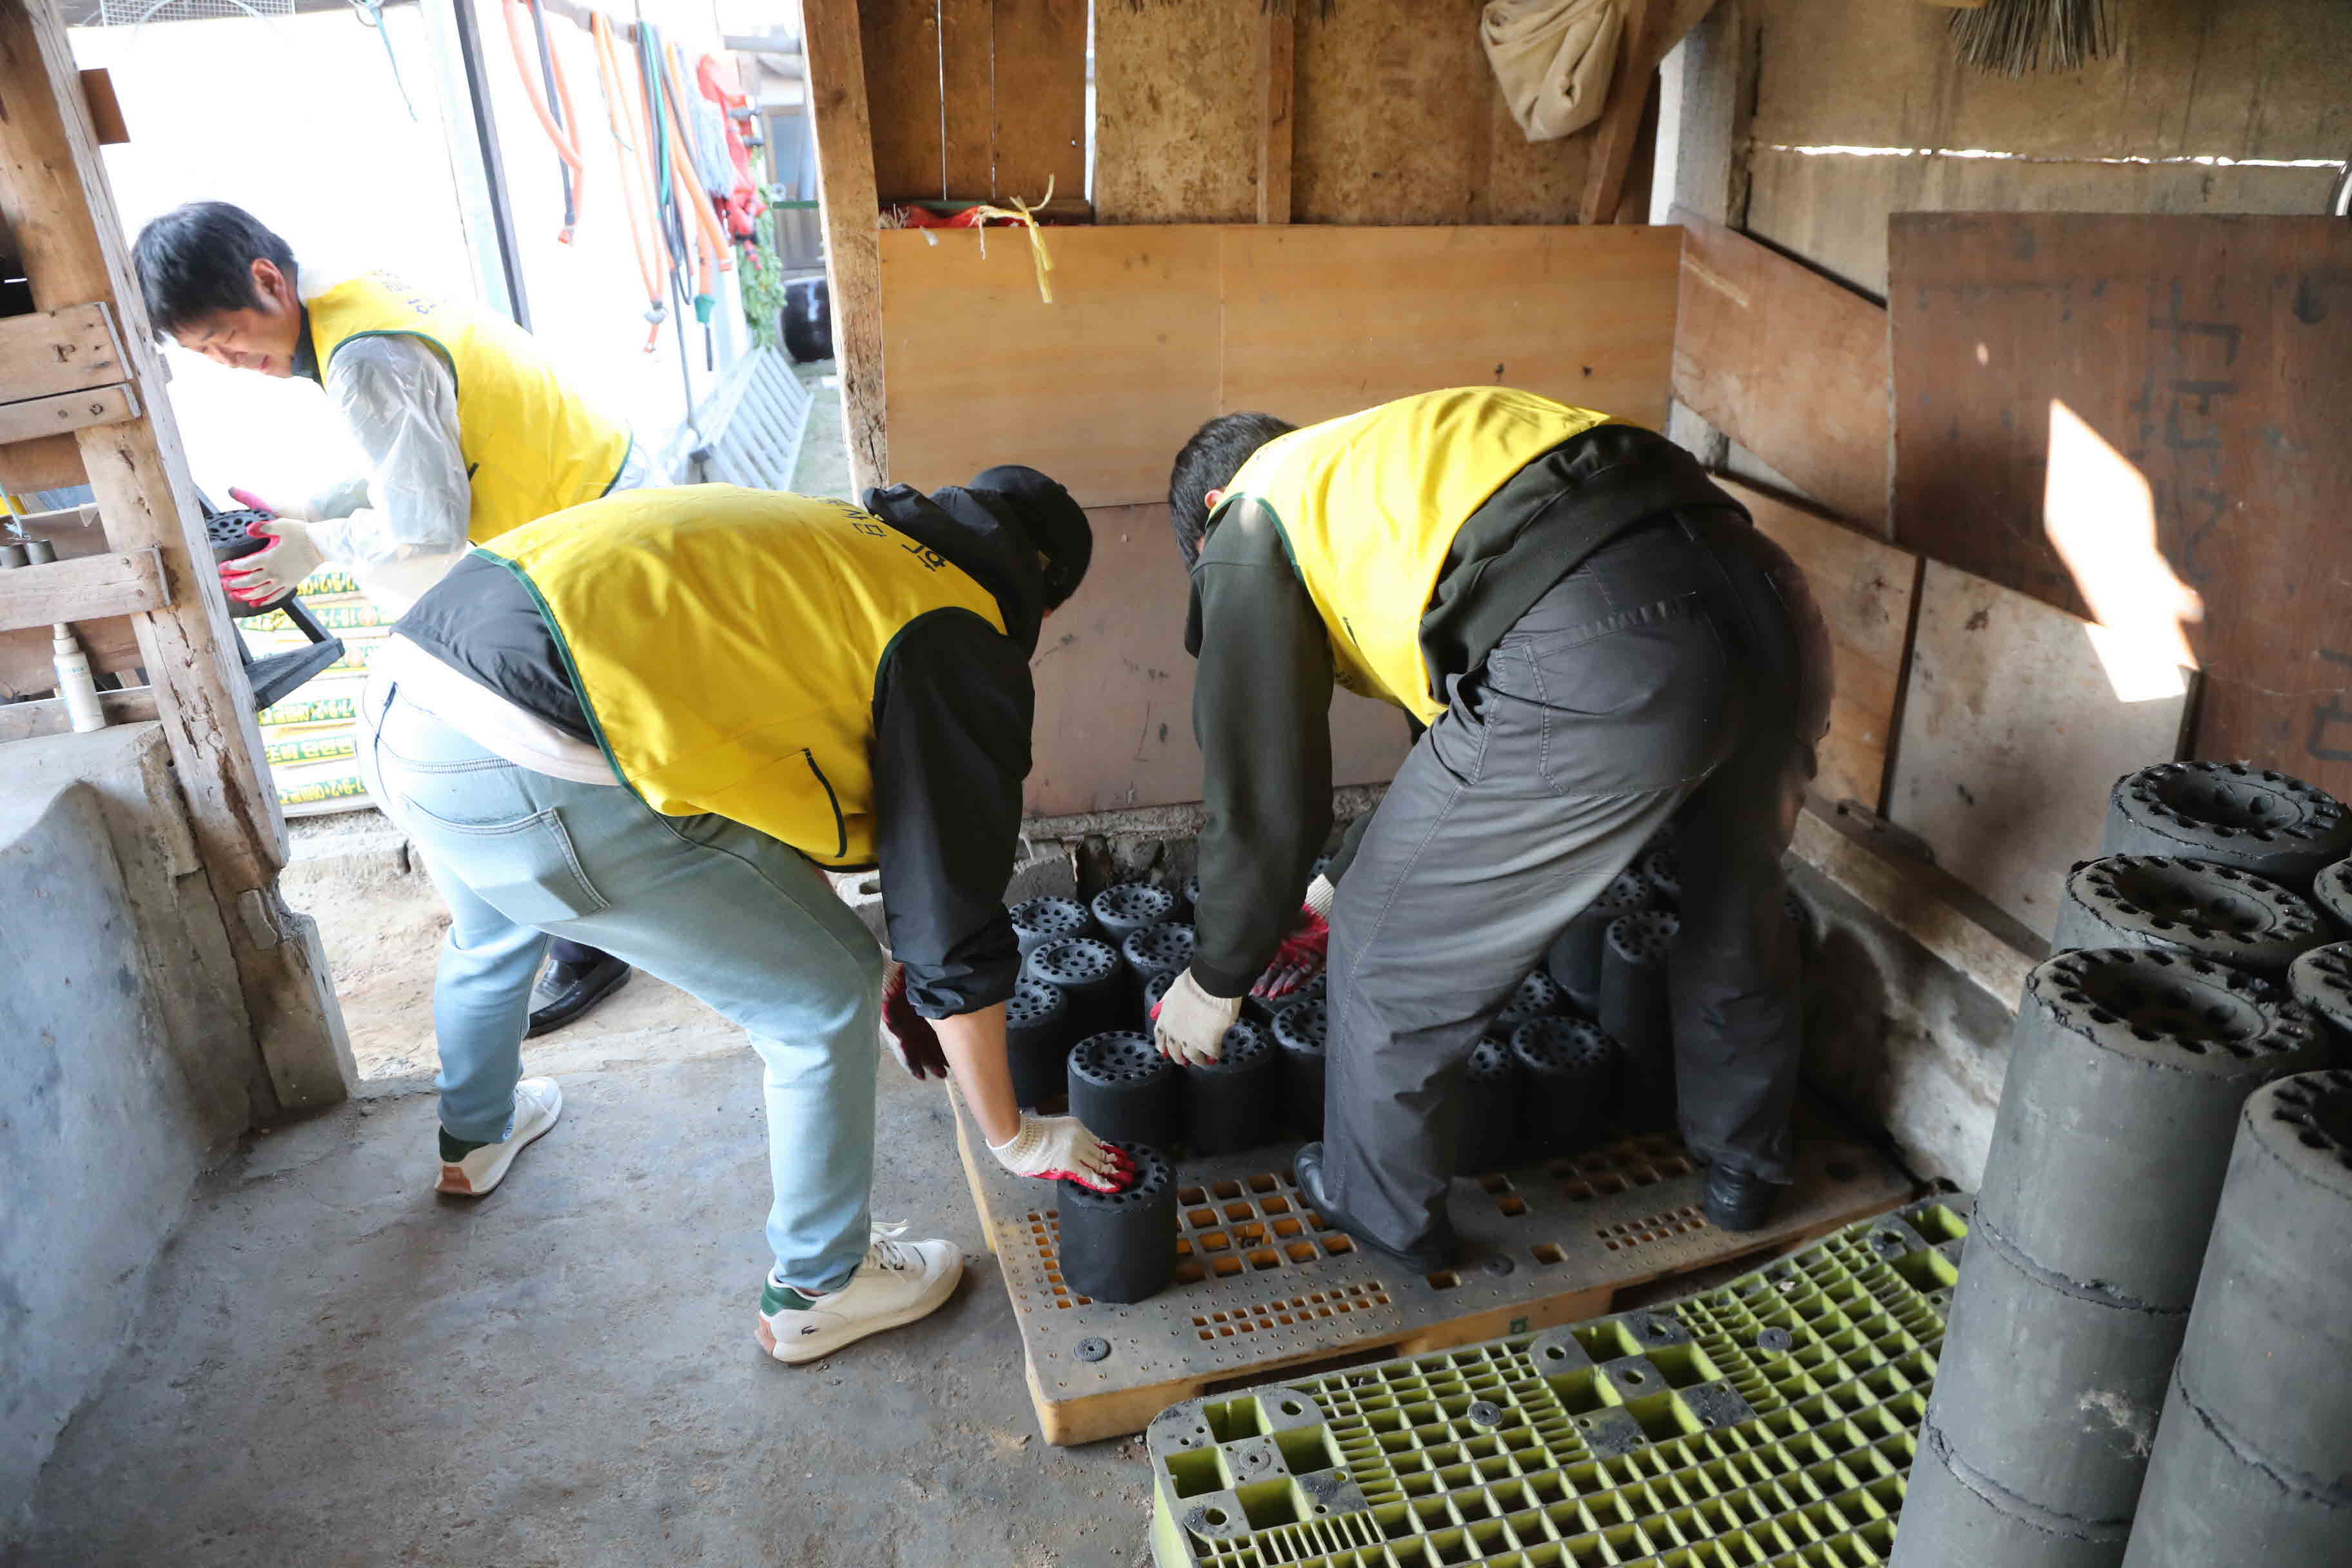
[1741,0,2351,296]
[1670,206,1889,533]
[861,0,1087,205]
[1096,0,1644,225]
[1719,480,1917,814]
[879,223,1683,507]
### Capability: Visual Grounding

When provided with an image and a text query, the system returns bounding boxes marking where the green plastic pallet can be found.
[1145,1198,1968,1568]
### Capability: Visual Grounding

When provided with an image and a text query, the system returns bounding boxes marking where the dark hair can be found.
[1168,412,1294,567]
[132,202,296,340]
[970,465,1092,609]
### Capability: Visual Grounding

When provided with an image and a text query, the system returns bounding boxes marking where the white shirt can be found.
[293,265,647,615]
[366,633,620,786]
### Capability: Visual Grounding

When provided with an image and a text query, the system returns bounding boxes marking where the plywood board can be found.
[1889,561,2191,939]
[1749,0,2352,162]
[1671,205,1888,531]
[1092,0,1262,224]
[939,0,995,199]
[1291,0,1489,225]
[1028,504,1411,816]
[1888,212,2352,803]
[878,226,1223,506]
[988,0,1086,204]
[1220,224,1680,431]
[1720,480,1916,812]
[883,224,1684,507]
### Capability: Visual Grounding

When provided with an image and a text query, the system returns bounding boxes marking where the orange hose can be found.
[658,41,732,274]
[500,0,586,240]
[592,12,665,348]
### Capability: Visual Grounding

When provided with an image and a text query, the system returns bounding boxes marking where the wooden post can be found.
[1256,0,1295,224]
[0,0,352,1109]
[800,0,887,493]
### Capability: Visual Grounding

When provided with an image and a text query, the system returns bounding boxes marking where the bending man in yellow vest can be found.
[354,476,1131,1362]
[1152,389,1832,1271]
[133,201,642,1036]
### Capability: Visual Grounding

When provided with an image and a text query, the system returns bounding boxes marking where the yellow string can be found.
[967,175,1058,305]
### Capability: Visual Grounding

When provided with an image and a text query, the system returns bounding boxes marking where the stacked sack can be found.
[246,568,393,816]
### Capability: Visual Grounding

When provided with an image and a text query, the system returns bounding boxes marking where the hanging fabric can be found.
[1480,0,1625,143]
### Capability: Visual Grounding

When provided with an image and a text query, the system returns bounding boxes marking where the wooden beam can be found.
[0,0,351,1109]
[801,0,887,493]
[0,381,137,444]
[1256,0,1294,224]
[0,301,125,400]
[0,682,156,742]
[1580,0,1723,225]
[0,546,166,633]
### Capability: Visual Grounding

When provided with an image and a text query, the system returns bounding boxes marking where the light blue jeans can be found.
[358,683,885,1293]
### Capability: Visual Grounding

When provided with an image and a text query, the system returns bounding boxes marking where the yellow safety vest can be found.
[1215,388,1611,723]
[306,273,633,544]
[482,485,1008,868]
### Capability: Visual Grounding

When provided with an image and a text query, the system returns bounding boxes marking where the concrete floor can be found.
[20,1034,1156,1567]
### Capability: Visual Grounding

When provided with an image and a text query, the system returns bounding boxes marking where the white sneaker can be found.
[435,1077,564,1197]
[755,1223,965,1364]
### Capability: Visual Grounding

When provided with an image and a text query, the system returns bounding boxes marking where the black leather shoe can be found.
[526,952,632,1037]
[1292,1142,1458,1275]
[1701,1163,1780,1233]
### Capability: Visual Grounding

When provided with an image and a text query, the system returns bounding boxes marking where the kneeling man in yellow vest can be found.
[355,476,1130,1362]
[133,201,644,1036]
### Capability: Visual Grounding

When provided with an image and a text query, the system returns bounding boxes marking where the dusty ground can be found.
[281,808,734,1081]
[21,1040,1161,1567]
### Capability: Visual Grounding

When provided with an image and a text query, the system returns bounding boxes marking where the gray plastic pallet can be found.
[1142,1197,1968,1567]
[950,1092,1914,1446]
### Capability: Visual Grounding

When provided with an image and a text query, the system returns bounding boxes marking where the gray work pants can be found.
[1322,507,1833,1257]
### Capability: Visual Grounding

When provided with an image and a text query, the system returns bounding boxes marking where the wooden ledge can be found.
[0,547,169,634]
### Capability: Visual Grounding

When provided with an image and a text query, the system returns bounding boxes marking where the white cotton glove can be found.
[988,1113,1136,1192]
[1152,967,1244,1067]
[218,517,326,607]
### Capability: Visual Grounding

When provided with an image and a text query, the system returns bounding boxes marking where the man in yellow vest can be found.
[355,475,1131,1362]
[1151,388,1832,1271]
[133,201,640,1035]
